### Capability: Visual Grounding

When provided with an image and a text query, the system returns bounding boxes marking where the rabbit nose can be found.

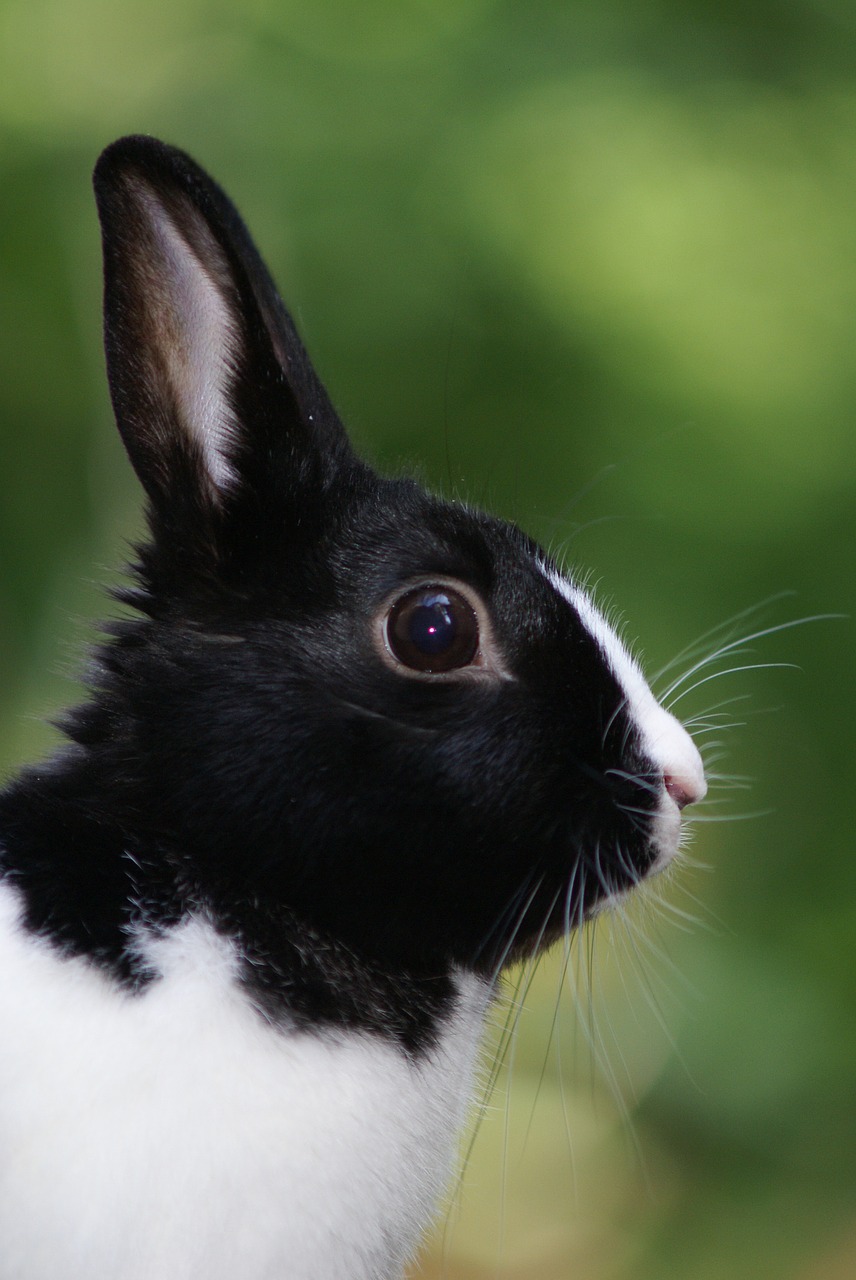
[644,705,707,811]
[664,769,706,810]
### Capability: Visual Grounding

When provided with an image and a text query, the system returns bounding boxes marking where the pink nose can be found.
[664,771,704,811]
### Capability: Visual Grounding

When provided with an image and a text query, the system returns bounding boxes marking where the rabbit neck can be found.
[0,751,477,1055]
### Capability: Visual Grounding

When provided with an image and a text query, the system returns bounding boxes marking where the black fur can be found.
[0,137,660,1055]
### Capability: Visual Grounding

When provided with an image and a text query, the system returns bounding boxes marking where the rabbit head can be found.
[82,136,705,983]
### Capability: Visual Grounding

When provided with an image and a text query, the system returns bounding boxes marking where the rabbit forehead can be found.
[538,561,643,696]
[538,560,699,788]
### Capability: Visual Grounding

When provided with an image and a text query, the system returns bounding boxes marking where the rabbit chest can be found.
[0,883,490,1280]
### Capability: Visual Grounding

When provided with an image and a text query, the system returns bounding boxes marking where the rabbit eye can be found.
[384,585,479,674]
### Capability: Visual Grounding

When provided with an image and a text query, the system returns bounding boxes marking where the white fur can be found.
[0,885,489,1280]
[538,562,706,866]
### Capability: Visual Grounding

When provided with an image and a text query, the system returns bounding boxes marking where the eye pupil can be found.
[409,595,456,655]
[386,586,479,673]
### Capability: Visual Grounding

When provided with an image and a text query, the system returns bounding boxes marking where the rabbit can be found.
[0,135,706,1280]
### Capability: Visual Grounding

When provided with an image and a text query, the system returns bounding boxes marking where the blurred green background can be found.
[0,1,853,1276]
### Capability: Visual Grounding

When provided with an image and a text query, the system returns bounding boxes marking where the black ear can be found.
[93,136,353,518]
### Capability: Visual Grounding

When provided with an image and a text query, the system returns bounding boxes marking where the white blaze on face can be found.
[539,562,706,870]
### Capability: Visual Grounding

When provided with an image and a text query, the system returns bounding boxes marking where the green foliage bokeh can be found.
[0,2,853,1277]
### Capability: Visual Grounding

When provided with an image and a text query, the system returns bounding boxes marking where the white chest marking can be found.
[0,885,490,1280]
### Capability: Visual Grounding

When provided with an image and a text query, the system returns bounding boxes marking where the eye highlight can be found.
[384,584,479,674]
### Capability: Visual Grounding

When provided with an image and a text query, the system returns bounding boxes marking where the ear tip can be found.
[96,135,171,175]
[93,136,201,203]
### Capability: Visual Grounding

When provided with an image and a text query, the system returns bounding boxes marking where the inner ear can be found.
[129,179,242,495]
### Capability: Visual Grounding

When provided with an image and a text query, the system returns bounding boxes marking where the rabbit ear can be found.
[93,136,352,515]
